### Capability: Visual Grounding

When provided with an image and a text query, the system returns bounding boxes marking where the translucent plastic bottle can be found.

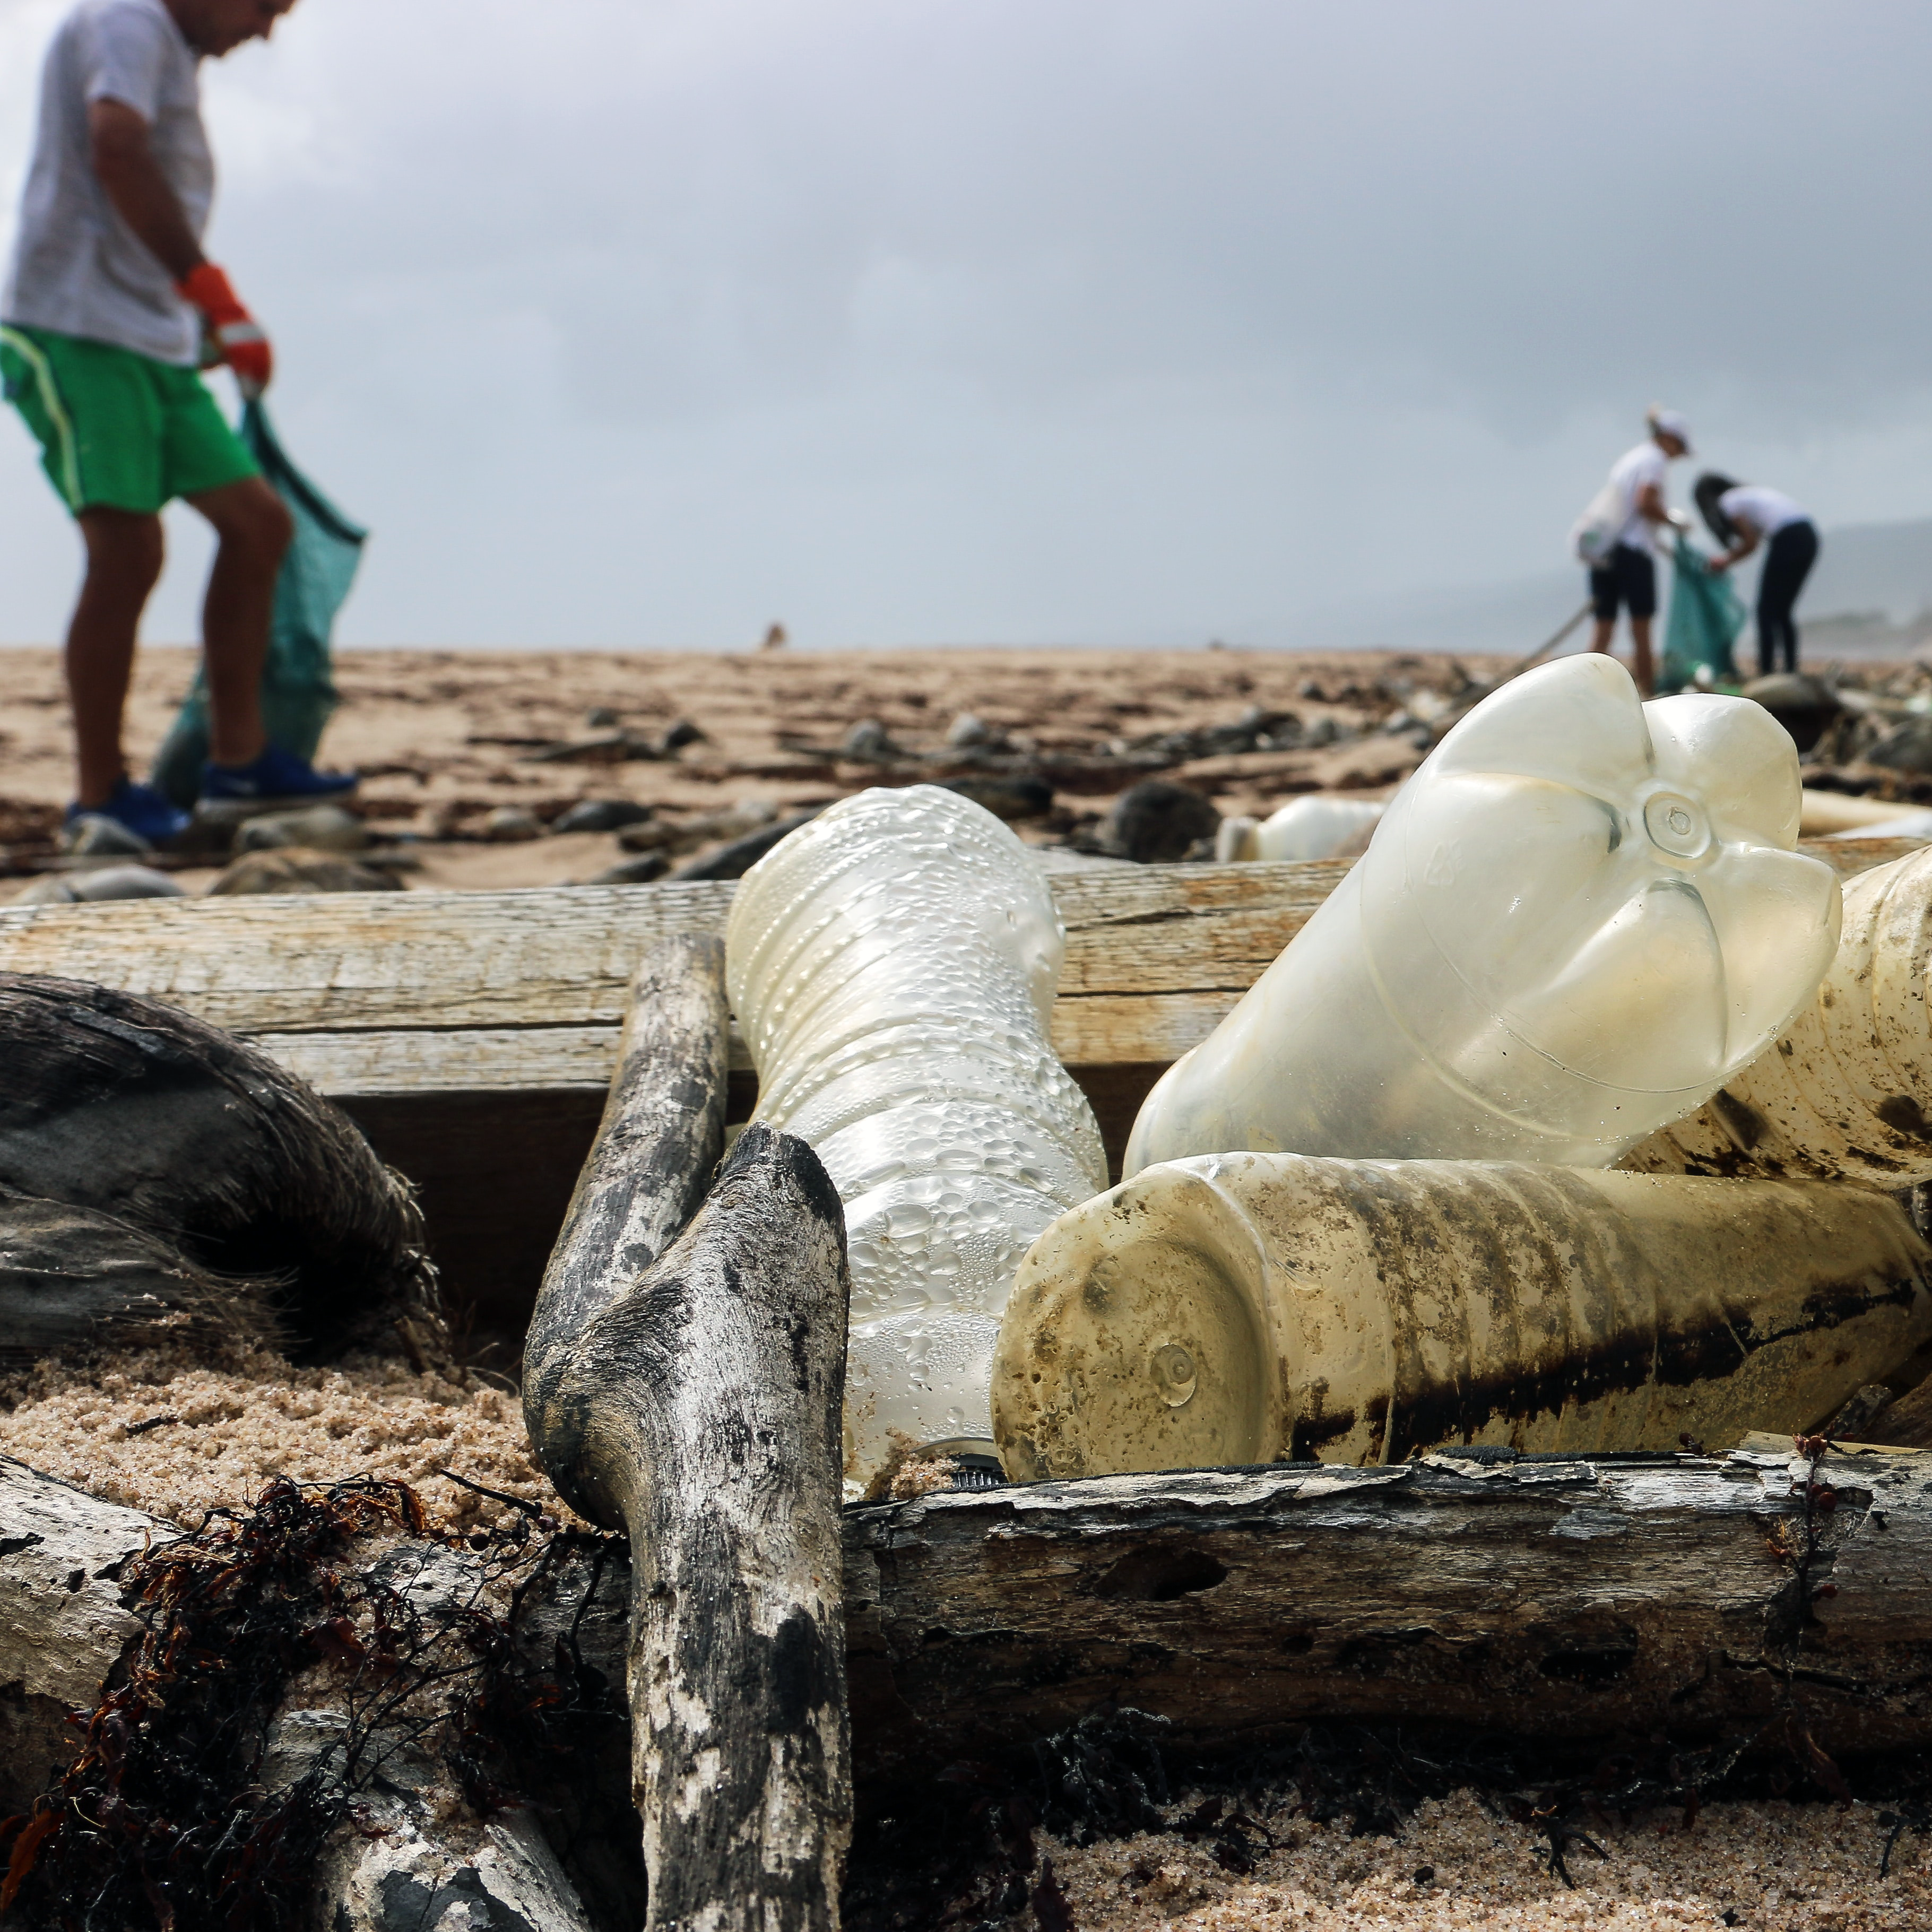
[1215,795,1386,864]
[1126,654,1842,1173]
[1626,843,1932,1186]
[725,784,1108,1495]
[991,1152,1932,1480]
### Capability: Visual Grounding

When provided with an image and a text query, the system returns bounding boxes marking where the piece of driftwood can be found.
[524,937,855,1932]
[16,1446,1932,1805]
[845,1448,1932,1765]
[0,1463,614,1927]
[0,974,441,1358]
[0,1189,281,1369]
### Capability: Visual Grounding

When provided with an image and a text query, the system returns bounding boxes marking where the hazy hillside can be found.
[1273,518,1932,660]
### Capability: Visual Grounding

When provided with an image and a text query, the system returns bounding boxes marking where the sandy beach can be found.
[1,643,1497,887]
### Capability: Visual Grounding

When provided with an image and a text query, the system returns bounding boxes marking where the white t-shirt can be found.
[1606,441,1670,557]
[1718,486,1808,541]
[1,0,211,366]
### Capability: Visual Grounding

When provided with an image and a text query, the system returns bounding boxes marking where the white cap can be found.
[1647,407,1694,453]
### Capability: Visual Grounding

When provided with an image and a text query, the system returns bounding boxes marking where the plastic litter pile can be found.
[725,659,1932,1486]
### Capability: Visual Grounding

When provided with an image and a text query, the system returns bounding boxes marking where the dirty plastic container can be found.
[1626,843,1932,1187]
[991,1151,1932,1480]
[1126,655,1842,1174]
[726,784,1108,1496]
[1215,795,1387,865]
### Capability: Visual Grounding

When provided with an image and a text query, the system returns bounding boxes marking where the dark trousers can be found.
[1757,521,1819,677]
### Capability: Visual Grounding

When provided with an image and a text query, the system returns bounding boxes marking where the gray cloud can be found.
[1,0,1928,648]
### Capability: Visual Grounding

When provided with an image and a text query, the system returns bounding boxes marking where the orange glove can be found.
[176,263,273,397]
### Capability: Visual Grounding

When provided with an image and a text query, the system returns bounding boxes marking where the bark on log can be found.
[0,973,441,1358]
[844,1448,1932,1767]
[524,937,855,1932]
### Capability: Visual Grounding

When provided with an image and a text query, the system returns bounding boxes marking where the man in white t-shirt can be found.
[1584,409,1693,696]
[1694,474,1822,678]
[1,0,353,849]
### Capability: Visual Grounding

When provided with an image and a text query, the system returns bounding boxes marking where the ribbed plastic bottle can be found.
[1125,655,1842,1174]
[725,784,1108,1496]
[1625,843,1932,1186]
[991,1152,1932,1480]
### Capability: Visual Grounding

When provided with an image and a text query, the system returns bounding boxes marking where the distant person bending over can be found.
[1584,408,1693,697]
[0,0,352,848]
[1694,473,1821,680]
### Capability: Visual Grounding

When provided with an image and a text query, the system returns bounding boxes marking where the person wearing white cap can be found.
[1579,408,1692,696]
[1693,473,1821,678]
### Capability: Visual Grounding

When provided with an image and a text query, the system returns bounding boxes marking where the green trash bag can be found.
[153,401,367,807]
[1659,532,1745,695]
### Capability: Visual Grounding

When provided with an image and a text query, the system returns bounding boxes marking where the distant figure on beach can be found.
[1,0,353,848]
[761,622,788,652]
[1575,408,1693,696]
[1694,474,1821,679]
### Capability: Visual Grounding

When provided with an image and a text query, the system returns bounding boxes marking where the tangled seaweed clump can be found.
[0,1476,633,1930]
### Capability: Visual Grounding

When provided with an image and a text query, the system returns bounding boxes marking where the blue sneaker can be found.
[65,777,190,848]
[201,742,358,804]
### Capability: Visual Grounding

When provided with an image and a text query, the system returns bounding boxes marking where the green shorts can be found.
[0,323,258,516]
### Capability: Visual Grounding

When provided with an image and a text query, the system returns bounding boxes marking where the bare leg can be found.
[1589,617,1616,655]
[186,475,292,768]
[67,510,165,807]
[1629,617,1655,697]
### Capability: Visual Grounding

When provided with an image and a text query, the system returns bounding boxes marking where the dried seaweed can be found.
[0,1476,626,1930]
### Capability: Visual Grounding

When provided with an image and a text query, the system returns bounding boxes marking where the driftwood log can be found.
[12,1444,1932,1848]
[523,936,854,1932]
[0,974,441,1362]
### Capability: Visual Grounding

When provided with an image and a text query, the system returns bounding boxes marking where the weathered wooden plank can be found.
[0,865,1328,1045]
[253,994,1243,1101]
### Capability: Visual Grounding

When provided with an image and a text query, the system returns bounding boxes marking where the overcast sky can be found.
[2,0,1928,648]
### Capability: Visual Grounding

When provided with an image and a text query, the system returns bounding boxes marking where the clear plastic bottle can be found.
[1126,654,1842,1173]
[1215,795,1387,864]
[992,1151,1932,1479]
[725,784,1108,1495]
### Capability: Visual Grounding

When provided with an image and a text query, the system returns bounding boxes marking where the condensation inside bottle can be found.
[726,785,1107,1495]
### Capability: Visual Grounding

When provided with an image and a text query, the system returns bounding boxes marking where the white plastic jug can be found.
[725,784,1108,1496]
[992,1153,1932,1479]
[1216,795,1387,864]
[1127,654,1842,1173]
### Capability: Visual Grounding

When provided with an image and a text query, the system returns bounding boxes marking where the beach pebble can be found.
[551,798,654,835]
[586,705,620,728]
[661,718,707,752]
[940,774,1053,821]
[482,805,545,842]
[842,718,894,758]
[587,853,670,886]
[947,712,992,748]
[236,804,369,854]
[15,864,186,905]
[207,849,404,896]
[1108,780,1220,864]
